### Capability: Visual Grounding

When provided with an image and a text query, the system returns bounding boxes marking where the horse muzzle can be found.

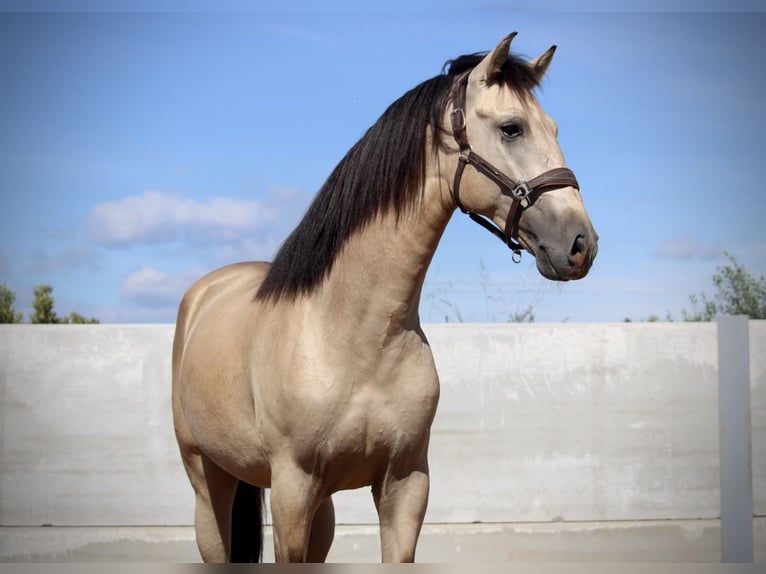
[525,225,599,281]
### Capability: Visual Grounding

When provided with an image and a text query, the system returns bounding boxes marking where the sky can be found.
[1,3,765,324]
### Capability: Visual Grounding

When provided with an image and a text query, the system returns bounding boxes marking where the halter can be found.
[449,72,580,262]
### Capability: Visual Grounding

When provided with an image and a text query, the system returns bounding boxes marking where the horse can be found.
[172,32,598,563]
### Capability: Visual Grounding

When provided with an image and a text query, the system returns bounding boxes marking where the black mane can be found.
[256,51,540,302]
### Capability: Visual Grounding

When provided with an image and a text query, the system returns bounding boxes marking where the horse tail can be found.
[230,480,265,562]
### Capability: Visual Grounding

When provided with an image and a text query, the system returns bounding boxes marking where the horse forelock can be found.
[256,51,539,303]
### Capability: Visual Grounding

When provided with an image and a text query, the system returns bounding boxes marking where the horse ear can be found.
[471,32,518,86]
[529,45,557,81]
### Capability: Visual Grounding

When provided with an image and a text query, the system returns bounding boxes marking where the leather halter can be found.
[449,72,580,261]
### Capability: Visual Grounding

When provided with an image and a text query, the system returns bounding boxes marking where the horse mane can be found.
[256,51,541,302]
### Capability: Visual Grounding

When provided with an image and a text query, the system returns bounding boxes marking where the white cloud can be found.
[655,235,721,260]
[86,190,277,247]
[120,266,202,309]
[91,187,314,319]
[213,237,282,267]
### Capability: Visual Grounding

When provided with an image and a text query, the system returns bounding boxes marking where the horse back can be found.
[173,262,270,350]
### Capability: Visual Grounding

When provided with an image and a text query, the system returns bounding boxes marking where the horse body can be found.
[174,193,450,561]
[173,33,598,563]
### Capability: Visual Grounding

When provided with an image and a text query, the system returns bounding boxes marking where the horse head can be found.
[446,33,598,281]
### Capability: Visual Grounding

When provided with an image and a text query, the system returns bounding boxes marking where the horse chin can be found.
[530,244,592,282]
[534,252,570,282]
[518,236,565,281]
[519,228,595,281]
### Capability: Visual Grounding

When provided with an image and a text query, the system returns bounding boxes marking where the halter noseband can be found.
[449,72,580,261]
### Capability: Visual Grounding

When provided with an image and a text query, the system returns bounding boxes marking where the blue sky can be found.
[1,4,765,323]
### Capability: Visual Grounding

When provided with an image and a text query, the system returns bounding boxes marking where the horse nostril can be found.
[571,234,586,255]
[568,234,587,266]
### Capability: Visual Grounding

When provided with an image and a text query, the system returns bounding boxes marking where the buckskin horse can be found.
[172,33,598,563]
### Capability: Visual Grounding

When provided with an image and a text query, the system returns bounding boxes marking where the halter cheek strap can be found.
[449,72,579,260]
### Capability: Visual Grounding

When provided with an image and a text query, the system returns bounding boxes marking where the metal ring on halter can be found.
[457,145,473,161]
[512,251,522,264]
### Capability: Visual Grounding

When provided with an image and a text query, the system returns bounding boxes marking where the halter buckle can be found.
[511,181,532,207]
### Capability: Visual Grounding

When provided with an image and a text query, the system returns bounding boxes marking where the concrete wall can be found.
[0,322,764,562]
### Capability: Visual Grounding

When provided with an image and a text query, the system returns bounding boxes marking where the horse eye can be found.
[501,123,523,139]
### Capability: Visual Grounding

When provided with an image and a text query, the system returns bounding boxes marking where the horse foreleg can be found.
[306,496,335,562]
[373,460,430,562]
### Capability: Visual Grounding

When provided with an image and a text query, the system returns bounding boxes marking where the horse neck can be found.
[315,173,452,337]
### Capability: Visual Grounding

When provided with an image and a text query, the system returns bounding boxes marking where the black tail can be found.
[230,481,265,563]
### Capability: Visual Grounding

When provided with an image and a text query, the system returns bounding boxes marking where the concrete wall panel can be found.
[1,322,763,546]
[0,326,186,526]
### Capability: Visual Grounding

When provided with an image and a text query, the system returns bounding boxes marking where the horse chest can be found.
[315,386,439,492]
[341,374,438,448]
[264,347,440,490]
